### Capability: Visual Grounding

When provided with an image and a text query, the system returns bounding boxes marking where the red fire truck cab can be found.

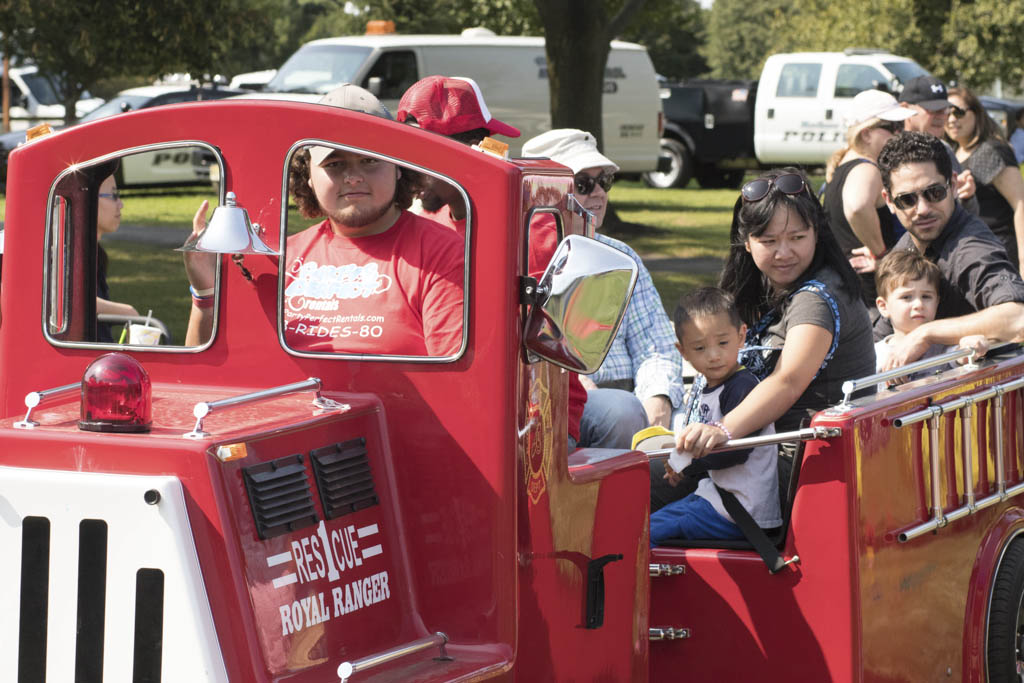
[1,97,1023,683]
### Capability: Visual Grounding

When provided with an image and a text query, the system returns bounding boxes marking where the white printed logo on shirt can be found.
[286,259,392,312]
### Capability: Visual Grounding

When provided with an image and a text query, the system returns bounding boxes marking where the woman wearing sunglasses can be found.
[824,90,914,310]
[945,87,1024,275]
[677,168,875,457]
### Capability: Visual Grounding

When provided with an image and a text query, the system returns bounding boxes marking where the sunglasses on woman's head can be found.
[891,183,949,210]
[949,105,968,119]
[740,173,806,202]
[574,171,615,195]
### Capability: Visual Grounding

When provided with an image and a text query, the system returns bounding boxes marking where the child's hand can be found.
[957,335,989,363]
[663,460,682,487]
[677,422,729,458]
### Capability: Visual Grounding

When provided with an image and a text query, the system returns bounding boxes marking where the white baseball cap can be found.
[308,84,392,166]
[521,128,620,174]
[842,89,915,129]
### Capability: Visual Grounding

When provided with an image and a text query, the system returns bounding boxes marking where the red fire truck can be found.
[0,98,1022,683]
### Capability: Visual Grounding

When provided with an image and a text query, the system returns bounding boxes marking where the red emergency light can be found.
[78,352,152,433]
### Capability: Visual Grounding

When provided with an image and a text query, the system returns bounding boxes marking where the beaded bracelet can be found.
[709,421,732,442]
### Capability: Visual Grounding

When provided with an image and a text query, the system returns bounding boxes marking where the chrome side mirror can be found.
[524,235,638,373]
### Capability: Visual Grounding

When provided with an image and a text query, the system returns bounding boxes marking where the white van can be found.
[753,49,930,164]
[5,65,104,130]
[254,29,662,173]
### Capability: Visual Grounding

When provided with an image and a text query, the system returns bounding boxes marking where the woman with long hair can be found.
[945,87,1024,274]
[89,160,139,341]
[678,168,875,456]
[824,90,912,310]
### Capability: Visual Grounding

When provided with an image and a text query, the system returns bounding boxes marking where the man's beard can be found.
[330,192,396,228]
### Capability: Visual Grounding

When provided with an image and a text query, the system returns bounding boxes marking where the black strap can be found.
[715,484,786,574]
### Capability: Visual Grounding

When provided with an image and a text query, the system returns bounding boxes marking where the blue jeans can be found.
[650,493,745,545]
[570,388,648,451]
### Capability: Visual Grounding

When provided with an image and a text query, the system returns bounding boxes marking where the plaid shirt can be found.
[591,233,686,408]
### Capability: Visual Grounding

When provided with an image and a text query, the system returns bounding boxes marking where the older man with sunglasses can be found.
[524,129,686,446]
[898,75,978,214]
[875,131,1024,369]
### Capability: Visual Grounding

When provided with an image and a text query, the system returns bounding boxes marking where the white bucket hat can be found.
[521,128,620,174]
[842,89,915,129]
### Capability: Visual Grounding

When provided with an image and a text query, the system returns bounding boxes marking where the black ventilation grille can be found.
[242,454,318,539]
[310,438,379,519]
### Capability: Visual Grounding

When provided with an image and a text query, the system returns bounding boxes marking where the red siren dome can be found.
[79,352,153,433]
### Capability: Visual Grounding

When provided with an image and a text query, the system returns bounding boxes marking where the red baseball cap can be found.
[397,75,521,138]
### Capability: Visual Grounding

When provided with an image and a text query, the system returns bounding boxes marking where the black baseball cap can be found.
[899,75,951,111]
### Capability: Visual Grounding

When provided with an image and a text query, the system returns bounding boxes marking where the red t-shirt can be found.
[284,212,464,356]
[412,204,467,238]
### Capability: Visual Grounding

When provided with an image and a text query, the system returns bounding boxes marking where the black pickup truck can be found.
[644,79,758,189]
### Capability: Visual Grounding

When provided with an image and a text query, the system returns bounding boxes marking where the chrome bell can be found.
[176,192,279,255]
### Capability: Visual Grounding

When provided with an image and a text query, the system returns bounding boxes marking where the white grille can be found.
[0,465,229,682]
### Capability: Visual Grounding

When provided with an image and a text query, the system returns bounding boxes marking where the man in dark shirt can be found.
[874,132,1024,369]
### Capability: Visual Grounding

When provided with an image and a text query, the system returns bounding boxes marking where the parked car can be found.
[229,69,277,90]
[3,64,104,130]
[251,27,663,174]
[979,94,1024,138]
[0,83,243,189]
[645,49,931,188]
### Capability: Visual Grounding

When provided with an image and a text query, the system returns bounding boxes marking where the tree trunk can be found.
[535,1,612,149]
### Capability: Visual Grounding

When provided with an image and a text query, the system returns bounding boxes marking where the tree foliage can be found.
[619,0,706,81]
[304,0,541,40]
[708,0,1024,91]
[945,0,1024,88]
[0,0,275,123]
[700,0,785,79]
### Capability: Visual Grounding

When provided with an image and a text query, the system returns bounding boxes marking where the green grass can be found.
[607,179,737,313]
[105,242,193,344]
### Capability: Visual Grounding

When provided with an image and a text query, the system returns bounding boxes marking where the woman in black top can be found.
[946,87,1024,275]
[91,162,138,341]
[824,89,912,310]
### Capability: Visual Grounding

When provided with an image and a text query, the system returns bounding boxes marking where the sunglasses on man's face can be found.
[574,172,615,195]
[949,105,968,119]
[740,172,806,202]
[891,183,949,210]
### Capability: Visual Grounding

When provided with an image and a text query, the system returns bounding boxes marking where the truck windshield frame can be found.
[42,142,225,352]
[276,140,471,364]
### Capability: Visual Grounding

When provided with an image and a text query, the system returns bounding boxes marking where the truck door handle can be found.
[825,109,833,120]
[767,108,774,119]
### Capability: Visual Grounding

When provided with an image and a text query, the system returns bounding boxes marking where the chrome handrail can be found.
[643,426,841,460]
[840,346,978,405]
[892,376,1024,428]
[14,382,79,429]
[337,632,450,682]
[894,373,1024,543]
[184,377,348,439]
